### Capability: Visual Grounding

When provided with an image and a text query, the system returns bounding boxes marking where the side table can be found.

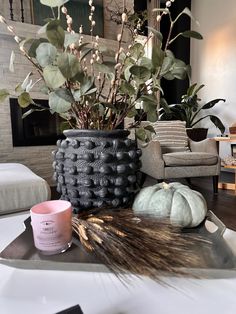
[214,137,236,194]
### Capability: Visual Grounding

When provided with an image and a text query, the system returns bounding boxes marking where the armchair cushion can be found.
[149,120,189,153]
[163,152,218,167]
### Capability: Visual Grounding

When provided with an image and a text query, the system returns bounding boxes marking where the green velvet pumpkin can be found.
[133,182,207,228]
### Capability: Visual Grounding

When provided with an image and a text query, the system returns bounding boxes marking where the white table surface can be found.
[1,212,236,314]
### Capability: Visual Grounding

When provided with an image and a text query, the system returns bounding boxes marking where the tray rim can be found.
[1,211,236,278]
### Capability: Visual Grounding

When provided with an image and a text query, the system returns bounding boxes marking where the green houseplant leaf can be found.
[202,98,225,109]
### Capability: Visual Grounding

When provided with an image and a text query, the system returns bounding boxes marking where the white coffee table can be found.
[1,212,236,314]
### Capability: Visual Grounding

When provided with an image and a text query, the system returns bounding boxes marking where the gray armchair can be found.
[138,123,220,193]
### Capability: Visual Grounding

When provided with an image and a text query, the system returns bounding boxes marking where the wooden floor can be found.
[51,172,236,231]
[185,174,236,231]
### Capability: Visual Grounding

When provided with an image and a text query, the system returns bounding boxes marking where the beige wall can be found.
[191,0,236,157]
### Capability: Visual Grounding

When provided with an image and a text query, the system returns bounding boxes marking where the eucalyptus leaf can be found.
[40,0,69,7]
[136,128,147,141]
[147,27,163,42]
[92,103,105,116]
[84,87,97,96]
[129,43,145,60]
[46,20,65,48]
[49,91,71,113]
[22,108,45,119]
[71,71,85,83]
[129,65,151,81]
[28,38,48,58]
[18,92,33,108]
[21,72,33,90]
[181,7,199,25]
[80,77,94,95]
[9,50,15,72]
[99,46,116,58]
[124,65,132,81]
[57,53,80,79]
[139,95,157,106]
[144,125,156,133]
[147,110,158,122]
[15,83,23,93]
[94,62,114,74]
[55,88,75,103]
[80,48,94,61]
[64,33,80,48]
[36,42,57,67]
[152,45,165,68]
[0,89,10,102]
[37,23,49,35]
[40,85,50,94]
[120,81,136,96]
[181,30,203,40]
[127,107,138,118]
[43,65,66,89]
[163,72,175,80]
[139,57,152,70]
[160,56,174,76]
[171,59,187,80]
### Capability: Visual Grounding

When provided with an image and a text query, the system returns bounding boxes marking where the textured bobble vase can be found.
[53,129,142,213]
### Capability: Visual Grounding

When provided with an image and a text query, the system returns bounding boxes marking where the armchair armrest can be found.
[189,138,218,155]
[138,140,165,179]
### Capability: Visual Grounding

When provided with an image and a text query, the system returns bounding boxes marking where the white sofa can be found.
[0,163,51,215]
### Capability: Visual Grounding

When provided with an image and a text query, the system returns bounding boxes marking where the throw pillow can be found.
[150,120,189,153]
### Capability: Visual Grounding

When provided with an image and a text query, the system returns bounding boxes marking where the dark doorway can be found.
[10,98,64,147]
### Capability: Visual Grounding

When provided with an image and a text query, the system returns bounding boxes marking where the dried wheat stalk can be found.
[72,208,209,283]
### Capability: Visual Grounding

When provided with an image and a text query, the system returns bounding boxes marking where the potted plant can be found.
[0,0,203,211]
[159,83,225,141]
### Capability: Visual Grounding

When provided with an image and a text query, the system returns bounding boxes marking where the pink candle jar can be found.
[30,200,72,255]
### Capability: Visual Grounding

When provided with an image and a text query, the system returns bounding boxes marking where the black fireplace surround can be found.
[10,98,64,147]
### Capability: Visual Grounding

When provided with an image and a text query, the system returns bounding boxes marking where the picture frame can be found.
[231,144,236,158]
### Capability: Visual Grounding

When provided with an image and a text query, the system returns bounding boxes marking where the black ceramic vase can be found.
[53,129,142,213]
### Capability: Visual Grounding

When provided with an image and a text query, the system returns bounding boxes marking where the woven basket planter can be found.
[53,129,142,213]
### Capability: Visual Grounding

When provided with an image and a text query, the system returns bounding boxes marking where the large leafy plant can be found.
[160,83,225,133]
[0,0,203,138]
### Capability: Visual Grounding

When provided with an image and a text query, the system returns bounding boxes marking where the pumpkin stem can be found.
[162,182,170,189]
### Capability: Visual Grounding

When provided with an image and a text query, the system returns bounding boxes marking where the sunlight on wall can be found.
[191,0,236,158]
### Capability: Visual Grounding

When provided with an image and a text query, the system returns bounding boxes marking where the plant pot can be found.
[53,129,142,213]
[186,128,208,142]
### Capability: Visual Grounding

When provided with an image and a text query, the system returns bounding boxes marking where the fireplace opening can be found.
[10,98,65,147]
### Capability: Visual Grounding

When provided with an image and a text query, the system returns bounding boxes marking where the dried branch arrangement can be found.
[72,208,208,283]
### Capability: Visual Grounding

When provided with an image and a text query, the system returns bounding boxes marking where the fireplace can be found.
[10,98,65,147]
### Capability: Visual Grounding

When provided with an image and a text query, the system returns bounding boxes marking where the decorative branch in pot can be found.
[0,0,203,209]
[0,0,210,283]
[160,83,225,141]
